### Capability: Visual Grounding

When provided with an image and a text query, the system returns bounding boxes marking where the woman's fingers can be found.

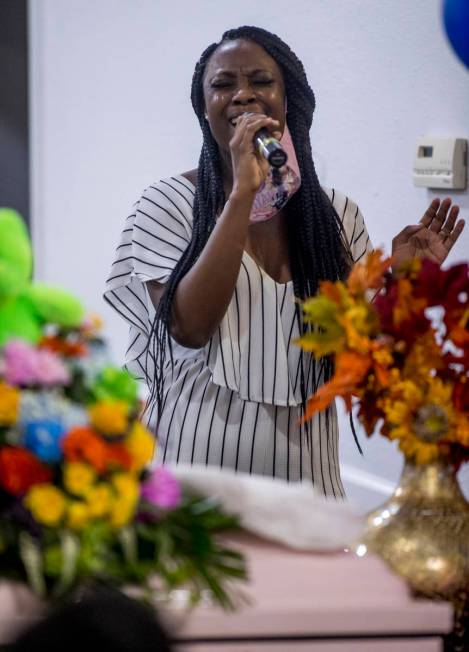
[440,205,460,237]
[241,116,279,147]
[444,218,465,250]
[420,198,441,227]
[429,197,452,232]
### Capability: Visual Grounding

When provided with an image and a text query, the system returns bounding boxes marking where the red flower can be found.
[374,277,429,341]
[453,380,469,413]
[416,260,469,311]
[105,442,132,471]
[0,447,52,496]
[39,335,88,358]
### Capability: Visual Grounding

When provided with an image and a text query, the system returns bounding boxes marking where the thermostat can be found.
[413,137,467,189]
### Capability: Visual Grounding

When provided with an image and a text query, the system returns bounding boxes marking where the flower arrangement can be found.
[297,251,469,466]
[0,320,246,607]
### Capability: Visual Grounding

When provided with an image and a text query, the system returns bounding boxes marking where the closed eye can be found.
[211,81,234,88]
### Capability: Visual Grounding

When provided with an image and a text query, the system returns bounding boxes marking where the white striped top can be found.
[105,175,372,497]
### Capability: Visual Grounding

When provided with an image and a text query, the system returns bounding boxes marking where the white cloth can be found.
[105,176,372,495]
[171,465,364,551]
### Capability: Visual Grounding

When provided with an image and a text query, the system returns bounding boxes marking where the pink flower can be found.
[141,467,181,510]
[3,340,70,387]
[34,348,70,385]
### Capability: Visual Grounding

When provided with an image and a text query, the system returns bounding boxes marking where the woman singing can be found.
[105,26,464,497]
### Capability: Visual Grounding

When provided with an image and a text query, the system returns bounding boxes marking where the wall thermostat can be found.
[412,137,467,189]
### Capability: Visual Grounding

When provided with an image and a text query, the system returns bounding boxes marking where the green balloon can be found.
[0,208,32,301]
[0,296,41,346]
[92,366,139,405]
[25,284,85,328]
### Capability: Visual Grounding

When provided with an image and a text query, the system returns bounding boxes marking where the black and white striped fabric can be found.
[105,175,372,497]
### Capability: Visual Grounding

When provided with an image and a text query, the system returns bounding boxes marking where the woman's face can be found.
[203,38,286,156]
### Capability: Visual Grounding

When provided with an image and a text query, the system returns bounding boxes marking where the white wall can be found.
[28,0,469,511]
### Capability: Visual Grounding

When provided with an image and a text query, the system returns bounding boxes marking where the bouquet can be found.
[297,251,469,466]
[0,320,246,607]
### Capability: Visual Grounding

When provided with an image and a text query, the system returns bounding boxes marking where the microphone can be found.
[254,128,288,168]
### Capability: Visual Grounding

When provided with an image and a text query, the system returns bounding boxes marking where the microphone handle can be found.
[254,128,288,168]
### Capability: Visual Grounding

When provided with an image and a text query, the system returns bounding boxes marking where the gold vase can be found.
[357,459,469,601]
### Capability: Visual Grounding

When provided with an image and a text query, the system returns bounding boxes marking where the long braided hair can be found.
[148,26,353,424]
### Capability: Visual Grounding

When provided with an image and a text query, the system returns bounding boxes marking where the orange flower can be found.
[347,249,392,295]
[62,427,109,473]
[0,382,20,426]
[62,427,132,473]
[39,335,87,358]
[319,280,343,304]
[303,351,371,421]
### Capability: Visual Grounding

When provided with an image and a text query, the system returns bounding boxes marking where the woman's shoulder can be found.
[139,174,195,209]
[322,186,371,262]
[322,186,360,218]
[179,169,197,187]
[133,174,196,234]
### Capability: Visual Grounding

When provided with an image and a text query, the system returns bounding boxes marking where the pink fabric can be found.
[249,125,301,224]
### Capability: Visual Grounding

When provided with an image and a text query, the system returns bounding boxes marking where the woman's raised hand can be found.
[229,113,281,196]
[391,198,465,269]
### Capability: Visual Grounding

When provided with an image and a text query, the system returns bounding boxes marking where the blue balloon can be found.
[443,0,469,69]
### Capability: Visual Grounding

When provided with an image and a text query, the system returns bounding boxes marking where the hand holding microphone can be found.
[229,112,287,195]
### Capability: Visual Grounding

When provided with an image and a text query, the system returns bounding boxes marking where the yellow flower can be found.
[399,380,423,404]
[67,501,90,530]
[383,375,458,464]
[25,484,67,527]
[372,345,394,368]
[86,483,113,518]
[109,472,139,528]
[403,331,442,380]
[426,377,453,410]
[63,462,96,496]
[88,400,129,436]
[0,382,20,426]
[383,400,412,427]
[124,421,155,471]
[393,279,427,326]
[395,432,443,465]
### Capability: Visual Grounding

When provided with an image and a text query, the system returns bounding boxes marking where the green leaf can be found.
[19,532,46,598]
[118,525,138,566]
[52,530,80,598]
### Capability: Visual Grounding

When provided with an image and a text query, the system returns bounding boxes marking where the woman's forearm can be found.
[148,190,255,348]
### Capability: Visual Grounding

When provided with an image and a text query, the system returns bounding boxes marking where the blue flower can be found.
[24,420,65,463]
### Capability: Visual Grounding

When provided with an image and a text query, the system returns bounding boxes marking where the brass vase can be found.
[357,459,469,601]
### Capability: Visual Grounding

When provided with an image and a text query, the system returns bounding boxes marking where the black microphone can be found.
[254,128,288,168]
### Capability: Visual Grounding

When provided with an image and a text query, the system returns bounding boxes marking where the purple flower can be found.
[3,340,70,387]
[141,467,181,510]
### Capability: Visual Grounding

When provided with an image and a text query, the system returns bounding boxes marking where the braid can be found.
[148,26,352,423]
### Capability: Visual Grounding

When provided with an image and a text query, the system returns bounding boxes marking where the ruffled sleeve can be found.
[325,187,373,262]
[104,177,194,382]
